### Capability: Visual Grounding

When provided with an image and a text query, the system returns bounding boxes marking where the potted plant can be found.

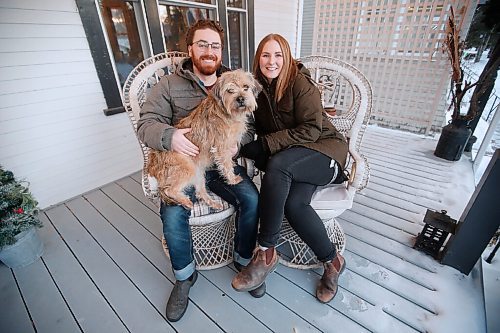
[434,4,500,161]
[434,7,479,161]
[0,166,44,268]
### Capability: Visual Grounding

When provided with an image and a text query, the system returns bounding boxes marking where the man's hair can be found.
[253,33,298,103]
[185,19,225,49]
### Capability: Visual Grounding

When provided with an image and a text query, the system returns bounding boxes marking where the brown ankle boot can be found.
[316,253,346,303]
[232,247,279,292]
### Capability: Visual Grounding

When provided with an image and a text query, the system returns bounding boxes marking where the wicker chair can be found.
[277,55,373,269]
[123,52,236,270]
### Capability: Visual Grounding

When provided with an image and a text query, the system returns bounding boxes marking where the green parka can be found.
[255,63,348,167]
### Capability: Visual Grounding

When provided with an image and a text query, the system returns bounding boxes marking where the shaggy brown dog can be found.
[147,70,262,210]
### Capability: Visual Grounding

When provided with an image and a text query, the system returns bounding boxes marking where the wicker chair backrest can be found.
[298,55,373,191]
[122,51,188,202]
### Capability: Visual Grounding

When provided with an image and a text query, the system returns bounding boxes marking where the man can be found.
[137,20,263,323]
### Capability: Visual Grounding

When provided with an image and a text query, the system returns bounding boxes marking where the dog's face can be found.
[212,69,262,115]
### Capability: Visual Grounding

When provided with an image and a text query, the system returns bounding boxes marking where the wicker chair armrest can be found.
[347,147,366,193]
[359,153,371,191]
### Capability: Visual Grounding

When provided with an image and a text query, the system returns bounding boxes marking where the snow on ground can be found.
[483,243,500,333]
[397,50,499,331]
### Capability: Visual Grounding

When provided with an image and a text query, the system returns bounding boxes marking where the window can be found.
[100,0,148,87]
[159,5,216,52]
[78,0,254,116]
[190,0,216,3]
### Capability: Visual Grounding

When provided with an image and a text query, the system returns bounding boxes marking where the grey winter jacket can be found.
[137,57,256,151]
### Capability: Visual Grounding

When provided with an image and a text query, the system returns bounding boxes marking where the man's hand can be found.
[171,128,199,156]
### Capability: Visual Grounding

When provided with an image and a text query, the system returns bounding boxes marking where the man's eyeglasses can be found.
[191,40,222,51]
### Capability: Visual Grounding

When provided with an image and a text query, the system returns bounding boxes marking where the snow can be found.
[364,122,494,332]
[483,244,500,333]
[443,51,500,332]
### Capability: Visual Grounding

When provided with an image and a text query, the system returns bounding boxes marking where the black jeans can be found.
[258,146,337,262]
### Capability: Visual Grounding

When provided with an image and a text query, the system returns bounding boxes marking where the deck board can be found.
[267,267,370,332]
[45,203,175,333]
[0,264,35,333]
[277,266,417,333]
[202,266,326,333]
[37,213,128,333]
[85,184,281,332]
[13,254,81,332]
[1,126,487,333]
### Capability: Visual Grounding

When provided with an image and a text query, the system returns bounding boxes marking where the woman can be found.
[231,34,349,303]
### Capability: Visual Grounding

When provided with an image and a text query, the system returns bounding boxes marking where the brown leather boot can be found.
[232,247,279,292]
[316,253,346,303]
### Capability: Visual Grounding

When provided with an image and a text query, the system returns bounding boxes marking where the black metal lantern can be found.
[414,209,458,260]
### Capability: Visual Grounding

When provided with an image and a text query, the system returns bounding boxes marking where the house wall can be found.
[0,0,142,208]
[254,0,301,58]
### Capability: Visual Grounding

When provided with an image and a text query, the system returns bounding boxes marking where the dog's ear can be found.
[211,74,224,102]
[247,72,262,98]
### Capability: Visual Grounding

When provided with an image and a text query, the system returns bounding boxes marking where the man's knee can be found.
[238,182,259,213]
[160,203,190,230]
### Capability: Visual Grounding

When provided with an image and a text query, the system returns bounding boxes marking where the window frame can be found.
[77,0,254,116]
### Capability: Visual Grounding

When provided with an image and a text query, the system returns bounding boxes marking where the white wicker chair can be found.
[123,52,236,270]
[277,55,373,269]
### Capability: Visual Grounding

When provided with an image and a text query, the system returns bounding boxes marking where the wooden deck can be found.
[1,126,487,333]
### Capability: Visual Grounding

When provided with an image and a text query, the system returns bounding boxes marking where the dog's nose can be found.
[236,96,245,106]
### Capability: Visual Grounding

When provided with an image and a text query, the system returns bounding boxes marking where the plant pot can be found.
[434,118,472,161]
[0,227,44,268]
[464,135,477,152]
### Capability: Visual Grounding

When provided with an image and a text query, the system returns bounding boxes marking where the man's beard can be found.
[192,54,221,76]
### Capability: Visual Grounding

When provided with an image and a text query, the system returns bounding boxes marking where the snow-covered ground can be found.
[444,50,499,333]
[483,243,500,333]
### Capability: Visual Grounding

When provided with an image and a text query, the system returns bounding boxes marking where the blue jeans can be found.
[160,165,259,281]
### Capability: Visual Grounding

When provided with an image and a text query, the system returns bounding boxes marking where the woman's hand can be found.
[240,139,270,171]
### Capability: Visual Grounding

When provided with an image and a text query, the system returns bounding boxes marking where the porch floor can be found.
[1,126,486,333]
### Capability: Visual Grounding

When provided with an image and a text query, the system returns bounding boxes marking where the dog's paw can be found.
[227,175,243,185]
[208,201,223,211]
[179,199,194,210]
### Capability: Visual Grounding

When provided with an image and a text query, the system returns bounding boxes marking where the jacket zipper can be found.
[263,84,280,131]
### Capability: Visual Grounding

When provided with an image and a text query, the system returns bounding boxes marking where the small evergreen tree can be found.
[0,166,42,248]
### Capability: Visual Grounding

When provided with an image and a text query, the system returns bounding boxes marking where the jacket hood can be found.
[297,62,312,77]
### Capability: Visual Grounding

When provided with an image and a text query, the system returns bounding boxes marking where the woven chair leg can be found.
[162,214,236,270]
[277,218,346,269]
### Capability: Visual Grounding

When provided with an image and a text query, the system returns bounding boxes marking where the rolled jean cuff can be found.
[173,260,196,281]
[234,251,252,266]
[317,244,337,263]
[257,234,279,249]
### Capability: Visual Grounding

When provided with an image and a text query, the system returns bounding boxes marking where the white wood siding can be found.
[0,0,142,208]
[254,0,301,57]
